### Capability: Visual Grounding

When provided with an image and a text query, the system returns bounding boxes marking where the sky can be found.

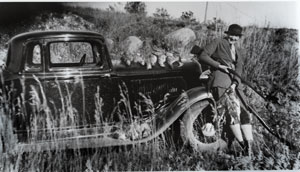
[72,1,300,29]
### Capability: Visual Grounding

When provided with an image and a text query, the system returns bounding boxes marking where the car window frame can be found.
[23,41,44,73]
[49,41,94,65]
[44,38,111,73]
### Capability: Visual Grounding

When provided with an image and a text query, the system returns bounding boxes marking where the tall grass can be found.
[242,27,299,97]
[0,6,299,171]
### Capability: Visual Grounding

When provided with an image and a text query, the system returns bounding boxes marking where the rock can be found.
[165,28,196,46]
[165,28,196,59]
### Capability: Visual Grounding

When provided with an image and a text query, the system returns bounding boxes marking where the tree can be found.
[180,11,196,22]
[124,2,146,14]
[107,2,124,12]
[206,17,226,31]
[107,5,115,11]
[153,8,170,20]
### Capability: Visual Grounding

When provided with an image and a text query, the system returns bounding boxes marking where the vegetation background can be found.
[0,2,299,171]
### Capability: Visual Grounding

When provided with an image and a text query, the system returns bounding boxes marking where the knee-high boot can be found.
[241,124,253,156]
[229,124,244,142]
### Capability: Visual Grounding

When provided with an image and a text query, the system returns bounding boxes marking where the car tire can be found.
[180,100,227,152]
[163,119,184,149]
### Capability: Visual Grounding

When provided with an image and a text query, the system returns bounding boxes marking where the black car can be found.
[0,31,226,153]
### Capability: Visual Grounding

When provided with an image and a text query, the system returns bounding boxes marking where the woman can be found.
[198,24,253,156]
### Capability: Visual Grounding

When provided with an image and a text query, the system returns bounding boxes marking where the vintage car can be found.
[0,31,226,153]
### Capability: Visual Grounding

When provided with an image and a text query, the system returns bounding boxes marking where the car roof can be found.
[9,30,104,43]
[6,31,105,73]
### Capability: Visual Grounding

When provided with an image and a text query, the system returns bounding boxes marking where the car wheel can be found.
[180,100,227,152]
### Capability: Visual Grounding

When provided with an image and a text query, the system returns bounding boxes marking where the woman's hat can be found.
[224,24,243,36]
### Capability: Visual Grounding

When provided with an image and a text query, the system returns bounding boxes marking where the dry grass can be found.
[0,6,299,171]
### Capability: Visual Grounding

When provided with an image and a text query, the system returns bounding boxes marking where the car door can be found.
[15,41,45,142]
[22,38,120,142]
[112,61,189,121]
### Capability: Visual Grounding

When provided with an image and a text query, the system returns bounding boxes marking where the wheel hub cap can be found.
[201,123,216,137]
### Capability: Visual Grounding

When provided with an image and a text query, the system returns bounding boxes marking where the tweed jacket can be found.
[199,38,244,90]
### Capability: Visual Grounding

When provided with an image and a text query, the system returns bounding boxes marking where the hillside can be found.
[1,6,298,105]
[0,5,299,171]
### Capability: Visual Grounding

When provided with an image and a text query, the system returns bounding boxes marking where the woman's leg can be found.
[240,105,253,156]
[214,87,244,150]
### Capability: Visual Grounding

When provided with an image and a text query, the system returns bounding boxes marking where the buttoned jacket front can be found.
[199,38,244,90]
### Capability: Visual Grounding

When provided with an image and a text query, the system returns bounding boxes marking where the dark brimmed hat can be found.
[224,24,243,36]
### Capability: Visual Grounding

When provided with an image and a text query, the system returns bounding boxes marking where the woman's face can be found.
[228,35,240,44]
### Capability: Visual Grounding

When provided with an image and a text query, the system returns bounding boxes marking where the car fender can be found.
[145,86,215,141]
[111,86,215,145]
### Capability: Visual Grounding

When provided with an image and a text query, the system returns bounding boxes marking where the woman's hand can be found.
[230,83,237,91]
[218,64,230,73]
[226,83,237,94]
[199,69,211,79]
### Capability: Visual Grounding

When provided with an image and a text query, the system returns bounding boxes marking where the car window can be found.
[50,42,93,64]
[25,42,42,71]
[33,45,41,64]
